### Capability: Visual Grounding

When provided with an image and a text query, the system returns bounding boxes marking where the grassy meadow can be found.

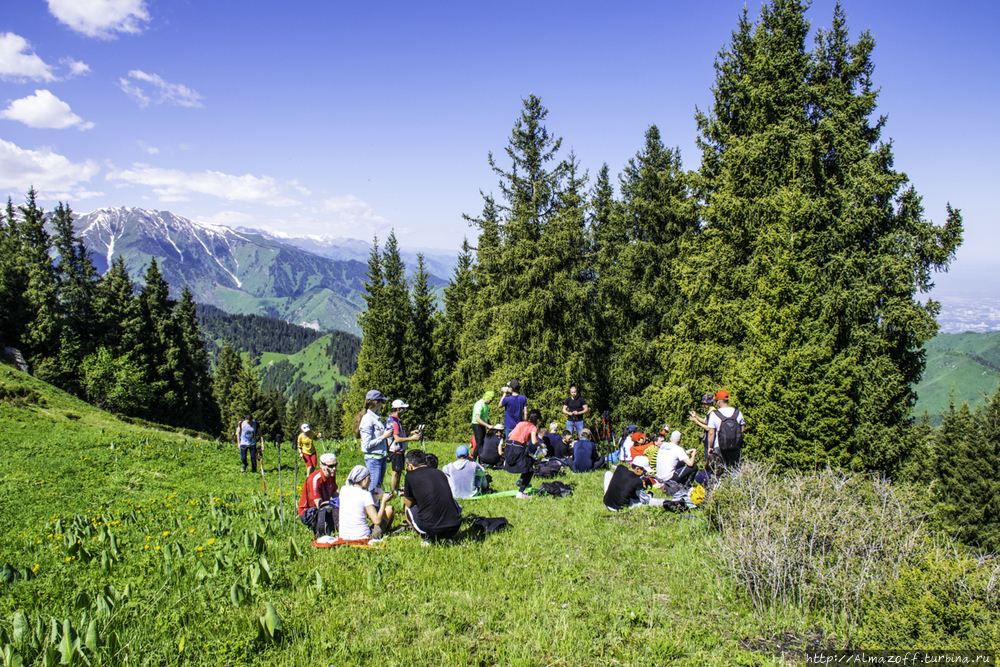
[4,364,997,665]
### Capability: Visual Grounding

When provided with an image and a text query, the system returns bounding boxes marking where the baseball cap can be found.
[715,390,730,401]
[391,399,409,409]
[670,430,682,443]
[625,424,637,433]
[365,389,387,402]
[320,452,337,466]
[632,456,652,472]
[301,423,310,433]
[630,432,646,442]
[455,445,469,457]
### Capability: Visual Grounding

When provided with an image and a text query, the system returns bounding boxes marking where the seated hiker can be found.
[531,426,548,458]
[603,459,666,511]
[543,422,564,457]
[297,452,339,537]
[442,445,489,499]
[555,430,574,460]
[629,432,654,461]
[570,428,603,473]
[501,408,542,492]
[479,424,505,467]
[402,450,463,544]
[338,464,394,542]
[425,452,439,469]
[656,430,699,485]
[616,425,638,463]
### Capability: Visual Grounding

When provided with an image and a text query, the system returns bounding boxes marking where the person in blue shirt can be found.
[499,380,527,438]
[570,428,603,473]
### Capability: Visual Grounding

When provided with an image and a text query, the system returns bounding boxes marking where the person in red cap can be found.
[706,390,745,469]
[628,432,653,461]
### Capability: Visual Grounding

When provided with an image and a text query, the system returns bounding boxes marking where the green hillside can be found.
[256,333,359,401]
[914,331,1000,422]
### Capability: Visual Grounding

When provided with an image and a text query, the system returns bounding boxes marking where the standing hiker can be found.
[562,385,589,439]
[499,380,527,439]
[470,390,494,462]
[387,398,423,497]
[706,390,745,470]
[353,389,393,492]
[236,414,263,473]
[297,423,321,476]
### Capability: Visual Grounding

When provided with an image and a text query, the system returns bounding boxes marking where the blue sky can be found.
[1,0,997,281]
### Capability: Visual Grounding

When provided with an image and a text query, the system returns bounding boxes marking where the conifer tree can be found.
[667,0,962,470]
[18,189,61,376]
[214,340,242,434]
[432,239,475,430]
[406,254,437,430]
[0,197,29,350]
[174,286,219,433]
[138,258,181,420]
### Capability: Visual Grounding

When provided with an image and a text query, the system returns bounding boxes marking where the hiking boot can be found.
[241,466,246,473]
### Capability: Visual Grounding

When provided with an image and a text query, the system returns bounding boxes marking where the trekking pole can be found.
[259,443,269,515]
[275,433,284,532]
[293,437,299,519]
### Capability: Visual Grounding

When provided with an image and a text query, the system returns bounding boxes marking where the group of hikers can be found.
[234,381,746,543]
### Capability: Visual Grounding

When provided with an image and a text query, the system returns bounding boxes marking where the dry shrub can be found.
[705,461,931,622]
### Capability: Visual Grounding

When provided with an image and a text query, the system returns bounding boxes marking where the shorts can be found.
[301,452,317,468]
[389,451,405,473]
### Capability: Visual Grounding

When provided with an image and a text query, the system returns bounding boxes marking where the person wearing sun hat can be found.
[470,390,495,462]
[297,452,339,537]
[297,423,321,476]
[387,398,423,497]
[442,444,489,499]
[338,464,394,542]
[352,389,394,493]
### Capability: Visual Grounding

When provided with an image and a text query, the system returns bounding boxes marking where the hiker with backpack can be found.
[501,408,543,493]
[236,414,264,473]
[706,390,745,469]
[297,452,339,537]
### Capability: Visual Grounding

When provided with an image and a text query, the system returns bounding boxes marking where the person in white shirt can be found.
[656,431,699,485]
[338,464,394,541]
[706,390,746,469]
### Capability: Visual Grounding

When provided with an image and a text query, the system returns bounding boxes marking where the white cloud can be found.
[119,70,203,108]
[107,164,303,206]
[1,90,94,130]
[0,138,101,197]
[137,140,158,154]
[47,0,150,39]
[322,194,390,225]
[61,58,91,76]
[0,33,56,82]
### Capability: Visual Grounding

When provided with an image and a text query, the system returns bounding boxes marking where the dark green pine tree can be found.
[380,230,412,398]
[50,202,100,394]
[18,189,61,378]
[93,256,143,359]
[0,197,30,351]
[213,340,242,435]
[227,359,279,442]
[432,238,476,434]
[174,286,220,433]
[598,126,697,425]
[586,164,619,416]
[405,254,437,431]
[668,0,962,470]
[934,397,1000,552]
[340,236,391,434]
[137,258,182,422]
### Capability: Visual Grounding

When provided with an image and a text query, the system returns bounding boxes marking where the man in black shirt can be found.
[563,385,589,439]
[402,450,462,543]
[603,462,665,511]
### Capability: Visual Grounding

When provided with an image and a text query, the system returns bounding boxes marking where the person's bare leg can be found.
[390,470,401,494]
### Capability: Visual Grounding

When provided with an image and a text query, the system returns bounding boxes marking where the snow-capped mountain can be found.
[74,207,373,333]
[236,227,460,281]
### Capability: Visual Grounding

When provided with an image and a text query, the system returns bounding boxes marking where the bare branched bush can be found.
[705,461,932,622]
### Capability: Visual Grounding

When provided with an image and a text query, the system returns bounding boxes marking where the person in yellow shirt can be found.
[298,423,321,476]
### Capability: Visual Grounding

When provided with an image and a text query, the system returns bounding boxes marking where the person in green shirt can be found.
[470,390,494,463]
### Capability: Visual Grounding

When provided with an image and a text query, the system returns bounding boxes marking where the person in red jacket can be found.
[297,452,339,537]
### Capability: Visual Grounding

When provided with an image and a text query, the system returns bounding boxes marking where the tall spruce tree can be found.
[406,254,437,430]
[441,96,594,438]
[138,258,181,421]
[174,286,219,433]
[18,189,61,377]
[0,198,29,351]
[214,340,242,434]
[432,239,476,432]
[666,0,962,470]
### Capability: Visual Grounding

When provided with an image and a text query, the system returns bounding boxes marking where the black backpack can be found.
[533,460,564,478]
[714,409,744,451]
[539,481,573,497]
[469,517,509,535]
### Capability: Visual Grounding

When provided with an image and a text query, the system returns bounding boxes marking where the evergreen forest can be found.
[341,0,964,480]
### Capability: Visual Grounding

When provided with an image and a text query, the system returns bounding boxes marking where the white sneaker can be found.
[420,540,431,547]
